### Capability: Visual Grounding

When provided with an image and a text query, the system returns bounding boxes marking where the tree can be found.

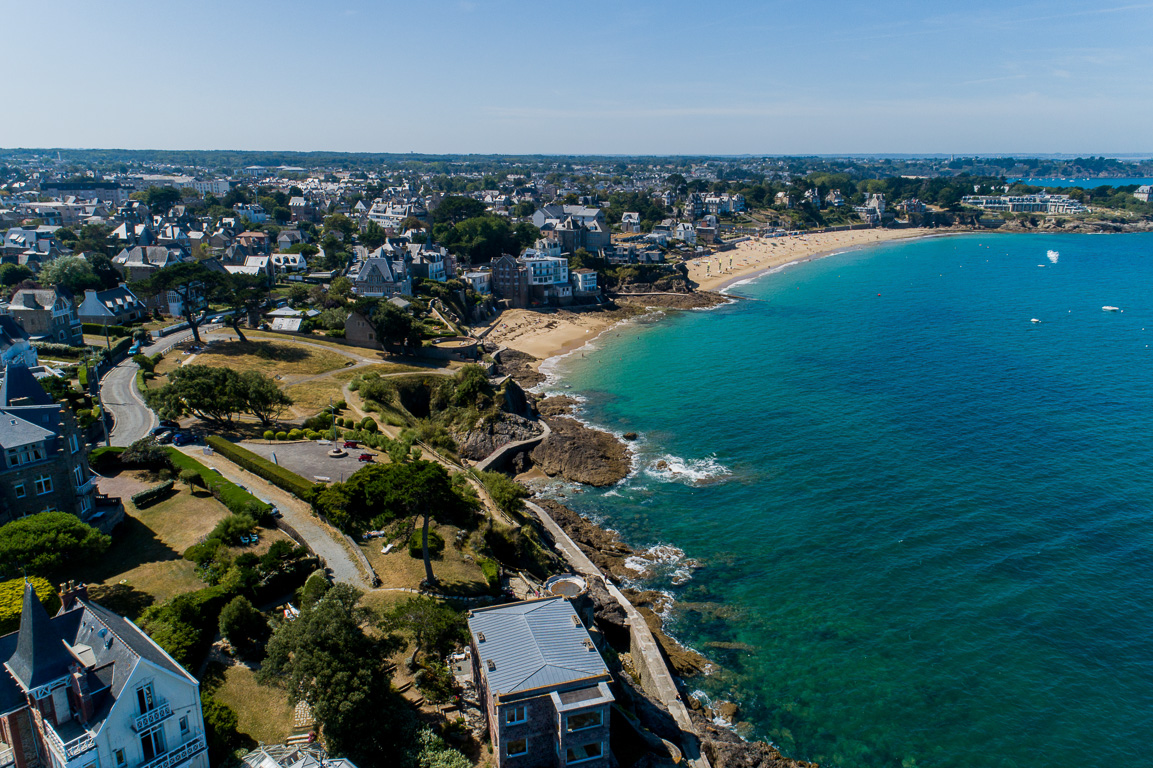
[431,195,486,225]
[144,365,245,424]
[215,273,268,343]
[0,264,33,287]
[200,694,242,767]
[179,469,201,491]
[329,276,353,301]
[371,301,420,351]
[238,370,292,426]
[0,512,111,580]
[0,577,61,635]
[378,596,467,657]
[480,471,528,518]
[260,584,411,765]
[38,255,100,294]
[323,213,356,240]
[360,221,386,249]
[132,261,227,344]
[218,595,269,656]
[138,186,181,213]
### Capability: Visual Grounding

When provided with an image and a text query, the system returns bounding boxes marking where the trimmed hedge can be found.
[0,576,60,635]
[33,342,88,358]
[164,448,271,517]
[82,323,130,338]
[205,436,320,500]
[131,480,175,508]
[109,336,133,361]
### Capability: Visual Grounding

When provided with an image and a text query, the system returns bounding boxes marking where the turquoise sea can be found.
[544,233,1153,768]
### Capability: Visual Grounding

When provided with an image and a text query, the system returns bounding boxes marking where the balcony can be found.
[0,745,15,768]
[43,721,96,763]
[140,735,206,768]
[133,702,173,732]
[75,477,97,496]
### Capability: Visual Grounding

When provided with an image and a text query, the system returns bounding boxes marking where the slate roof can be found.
[468,597,610,699]
[0,363,54,407]
[4,583,76,691]
[0,411,55,450]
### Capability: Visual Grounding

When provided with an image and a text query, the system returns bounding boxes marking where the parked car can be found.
[269,507,283,519]
[172,432,196,446]
[343,440,359,449]
[150,426,172,437]
[157,432,174,444]
[358,453,374,462]
[159,419,180,429]
[128,342,141,355]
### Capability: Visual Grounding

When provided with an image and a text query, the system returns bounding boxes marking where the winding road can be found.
[102,328,204,446]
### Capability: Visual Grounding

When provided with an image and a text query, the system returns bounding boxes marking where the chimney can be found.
[58,581,89,612]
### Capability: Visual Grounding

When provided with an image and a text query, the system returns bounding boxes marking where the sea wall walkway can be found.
[525,499,711,768]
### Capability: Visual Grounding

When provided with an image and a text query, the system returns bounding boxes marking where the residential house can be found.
[0,582,209,768]
[802,188,822,208]
[236,232,271,254]
[673,222,696,245]
[5,288,83,346]
[234,203,268,223]
[343,311,379,348]
[274,230,303,252]
[532,206,610,253]
[270,253,307,273]
[77,285,147,326]
[570,269,597,295]
[0,317,37,369]
[289,197,316,223]
[462,270,492,295]
[112,246,185,283]
[1135,186,1153,203]
[407,244,450,283]
[0,364,98,526]
[620,213,641,233]
[351,250,411,298]
[467,598,612,768]
[774,192,795,209]
[825,189,846,207]
[896,198,926,215]
[491,255,529,308]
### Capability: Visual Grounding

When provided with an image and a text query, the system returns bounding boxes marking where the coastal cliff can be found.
[531,416,632,486]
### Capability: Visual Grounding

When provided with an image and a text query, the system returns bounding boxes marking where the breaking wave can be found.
[644,453,731,485]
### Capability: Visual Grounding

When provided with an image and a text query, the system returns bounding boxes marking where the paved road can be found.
[175,444,370,589]
[101,327,212,447]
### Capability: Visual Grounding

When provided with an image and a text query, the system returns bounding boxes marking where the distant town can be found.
[3,149,1153,768]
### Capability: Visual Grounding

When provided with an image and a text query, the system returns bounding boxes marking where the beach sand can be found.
[486,228,943,365]
[688,227,939,292]
[483,307,629,363]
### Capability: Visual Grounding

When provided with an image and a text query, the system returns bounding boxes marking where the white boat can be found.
[1103,306,1120,312]
[1047,250,1059,264]
[1031,318,1040,323]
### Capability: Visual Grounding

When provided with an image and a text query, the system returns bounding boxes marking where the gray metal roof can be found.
[467,597,609,698]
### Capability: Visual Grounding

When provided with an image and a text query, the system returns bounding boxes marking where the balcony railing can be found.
[75,477,97,495]
[133,702,173,732]
[140,735,206,768]
[43,723,96,763]
[0,745,15,768]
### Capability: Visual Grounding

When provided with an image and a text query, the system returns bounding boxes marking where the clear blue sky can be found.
[4,0,1152,154]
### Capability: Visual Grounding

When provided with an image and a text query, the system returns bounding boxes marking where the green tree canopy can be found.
[131,261,227,344]
[0,512,111,580]
[431,195,486,225]
[378,596,467,657]
[145,364,246,424]
[259,584,411,766]
[38,255,100,294]
[218,595,269,656]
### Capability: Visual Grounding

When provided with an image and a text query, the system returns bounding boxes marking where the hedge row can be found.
[0,576,60,635]
[131,480,174,508]
[109,336,133,361]
[164,448,271,517]
[205,436,319,500]
[33,342,88,358]
[82,323,130,338]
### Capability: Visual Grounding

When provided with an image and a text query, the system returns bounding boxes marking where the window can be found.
[566,742,603,764]
[140,729,164,762]
[179,716,189,735]
[506,739,528,757]
[14,483,25,499]
[505,705,527,724]
[567,711,602,732]
[114,750,126,768]
[137,683,156,714]
[69,434,79,454]
[34,475,52,495]
[74,465,83,487]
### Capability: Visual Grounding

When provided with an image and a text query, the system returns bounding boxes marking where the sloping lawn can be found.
[156,339,352,379]
[213,665,296,745]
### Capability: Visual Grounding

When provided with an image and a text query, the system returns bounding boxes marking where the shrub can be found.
[138,586,230,668]
[302,412,333,431]
[89,446,123,471]
[263,430,275,441]
[205,436,321,501]
[304,430,319,440]
[179,469,202,490]
[131,480,175,508]
[287,429,303,440]
[133,353,156,373]
[407,529,445,559]
[276,431,288,441]
[82,323,129,337]
[0,577,60,635]
[361,417,377,433]
[121,438,171,468]
[477,556,500,594]
[0,512,111,580]
[218,595,269,656]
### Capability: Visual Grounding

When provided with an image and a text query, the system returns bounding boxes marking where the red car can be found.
[343,440,359,449]
[358,453,374,462]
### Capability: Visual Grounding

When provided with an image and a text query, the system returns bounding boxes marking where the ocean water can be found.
[1010,177,1153,188]
[545,233,1153,768]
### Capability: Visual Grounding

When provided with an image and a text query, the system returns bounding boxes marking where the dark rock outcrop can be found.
[690,706,818,768]
[532,417,630,487]
[493,348,544,387]
[536,499,637,581]
[537,395,579,417]
[452,413,543,461]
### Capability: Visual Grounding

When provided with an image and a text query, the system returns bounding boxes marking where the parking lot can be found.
[236,439,379,484]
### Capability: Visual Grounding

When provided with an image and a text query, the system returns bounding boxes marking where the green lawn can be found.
[364,523,489,596]
[213,666,296,746]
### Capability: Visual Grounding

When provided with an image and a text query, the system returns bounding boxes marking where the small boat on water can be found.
[1047,250,1059,264]
[1031,318,1040,323]
[1103,306,1121,312]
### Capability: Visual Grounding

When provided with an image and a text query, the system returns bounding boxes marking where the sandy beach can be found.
[483,307,629,363]
[687,227,939,292]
